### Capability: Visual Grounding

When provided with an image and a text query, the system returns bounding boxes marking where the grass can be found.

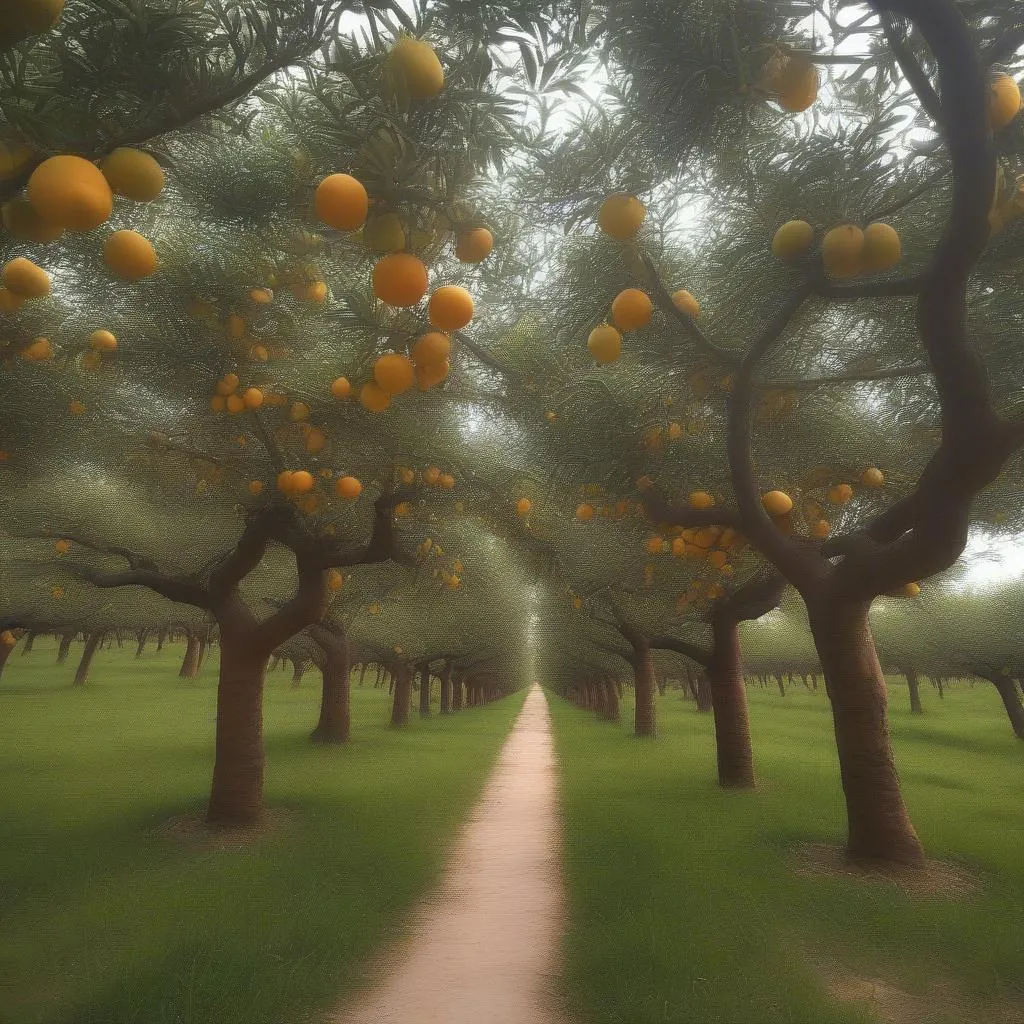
[549,678,1024,1024]
[0,637,524,1024]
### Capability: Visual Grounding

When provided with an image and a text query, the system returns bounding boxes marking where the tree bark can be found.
[439,660,452,713]
[695,671,713,712]
[451,672,463,711]
[156,629,166,651]
[903,667,924,714]
[390,663,412,726]
[978,670,1024,740]
[358,661,368,687]
[598,678,620,721]
[311,627,351,744]
[74,632,103,686]
[207,630,268,825]
[631,640,657,737]
[0,640,14,678]
[290,658,308,688]
[418,663,431,716]
[21,631,35,654]
[809,599,924,866]
[708,617,755,788]
[179,633,201,678]
[775,672,786,697]
[135,630,148,658]
[57,631,74,664]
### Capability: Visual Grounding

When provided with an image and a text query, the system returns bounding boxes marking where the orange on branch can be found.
[241,387,264,409]
[689,491,714,510]
[314,173,368,231]
[385,37,445,101]
[671,289,700,318]
[411,331,451,367]
[989,74,1021,131]
[359,381,392,412]
[305,281,328,303]
[248,480,264,496]
[516,497,533,517]
[586,324,621,364]
[775,55,819,112]
[597,194,646,239]
[761,490,794,516]
[290,470,315,494]
[2,257,50,298]
[372,252,428,307]
[330,376,352,399]
[771,220,814,261]
[216,373,240,396]
[861,467,885,488]
[373,352,416,395]
[209,395,226,413]
[28,155,112,231]
[225,394,245,414]
[439,473,455,489]
[611,288,653,331]
[100,148,164,201]
[335,475,362,499]
[860,222,901,273]
[423,466,441,486]
[416,358,450,390]
[821,225,864,279]
[455,227,493,263]
[828,483,854,504]
[20,337,52,361]
[88,329,117,352]
[427,285,474,330]
[104,230,157,279]
[576,503,595,521]
[327,569,344,592]
[810,519,831,539]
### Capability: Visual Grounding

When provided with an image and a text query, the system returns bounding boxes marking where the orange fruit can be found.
[416,359,450,390]
[861,467,884,488]
[576,503,594,521]
[290,470,315,494]
[216,374,239,395]
[249,287,273,304]
[398,467,416,485]
[427,285,473,330]
[225,394,245,414]
[248,480,264,496]
[28,154,112,231]
[516,497,532,517]
[761,490,793,516]
[828,483,854,504]
[394,501,412,517]
[335,475,362,499]
[104,230,157,279]
[455,227,493,263]
[646,536,667,555]
[0,287,25,313]
[55,539,70,555]
[385,37,445,100]
[241,387,264,409]
[597,194,646,239]
[372,252,428,307]
[277,470,296,494]
[69,399,86,415]
[20,337,52,361]
[899,582,921,598]
[671,289,700,318]
[771,220,814,260]
[689,491,714,510]
[327,569,344,592]
[423,466,441,486]
[99,148,164,201]
[611,288,653,330]
[305,281,328,303]
[821,225,864,279]
[411,331,450,366]
[359,381,392,412]
[2,257,50,298]
[304,427,327,453]
[314,173,368,230]
[989,74,1021,131]
[775,55,818,112]
[373,352,415,395]
[587,324,621,364]
[439,473,455,489]
[289,401,311,422]
[251,345,270,362]
[88,329,117,352]
[861,222,901,273]
[209,395,226,413]
[330,376,352,399]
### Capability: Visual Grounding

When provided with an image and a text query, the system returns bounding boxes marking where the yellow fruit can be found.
[359,381,392,412]
[327,569,344,592]
[362,211,406,252]
[424,466,441,486]
[336,475,362,499]
[415,358,449,389]
[277,470,296,494]
[447,574,461,589]
[689,491,714,510]
[28,155,113,232]
[314,173,368,231]
[2,257,50,298]
[248,480,264,496]
[2,198,63,242]
[771,220,814,261]
[398,467,416,486]
[0,287,25,313]
[99,148,164,201]
[0,0,64,46]
[209,395,226,413]
[216,374,240,396]
[860,222,901,273]
[861,467,885,488]
[411,331,450,366]
[55,539,70,554]
[241,387,264,409]
[611,288,653,331]
[597,194,646,239]
[290,401,311,421]
[810,519,831,539]
[225,394,245,414]
[439,473,455,489]
[708,550,728,570]
[372,252,428,307]
[427,285,474,330]
[385,37,445,101]
[828,483,854,504]
[374,352,416,395]
[989,74,1021,131]
[290,470,315,494]
[646,535,667,555]
[900,582,921,598]
[249,287,273,305]
[69,399,86,415]
[88,329,117,352]
[587,324,622,364]
[761,490,794,516]
[775,55,819,112]
[671,289,700,318]
[305,281,328,303]
[576,503,594,521]
[330,376,352,399]
[821,225,864,279]
[667,422,683,440]
[104,230,157,279]
[516,497,532,517]
[1,630,17,646]
[455,227,493,263]
[250,344,270,362]
[20,337,52,361]
[394,501,412,518]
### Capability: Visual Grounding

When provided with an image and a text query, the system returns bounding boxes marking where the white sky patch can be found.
[946,529,1024,592]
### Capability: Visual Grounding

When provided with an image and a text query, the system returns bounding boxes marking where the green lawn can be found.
[549,679,1024,1024]
[0,638,524,1024]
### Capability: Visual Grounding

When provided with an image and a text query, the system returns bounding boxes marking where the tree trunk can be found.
[695,671,713,712]
[196,635,208,671]
[656,672,667,696]
[451,672,463,711]
[57,631,74,664]
[903,667,923,715]
[358,662,368,687]
[21,631,35,654]
[775,672,786,696]
[135,630,148,658]
[0,640,14,679]
[708,617,755,788]
[599,678,620,721]
[74,632,102,687]
[418,663,431,716]
[156,629,166,651]
[179,633,201,678]
[207,631,267,825]
[979,670,1024,740]
[439,661,452,713]
[390,664,412,726]
[290,658,307,688]
[311,629,351,744]
[631,640,657,737]
[809,599,924,866]
[932,674,944,699]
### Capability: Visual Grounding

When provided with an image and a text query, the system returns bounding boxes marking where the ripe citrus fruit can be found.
[587,324,622,363]
[671,289,700,318]
[861,467,884,488]
[689,491,714,509]
[771,220,814,260]
[241,387,264,409]
[100,148,165,201]
[828,483,854,504]
[373,352,416,395]
[411,331,450,366]
[860,222,901,273]
[427,285,473,330]
[385,38,445,100]
[372,252,428,307]
[810,519,831,538]
[762,490,794,516]
[775,55,818,112]
[611,288,653,330]
[821,225,864,278]
[576,503,594,521]
[416,359,449,389]
[359,381,392,412]
[314,173,368,231]
[989,74,1021,130]
[455,227,493,263]
[248,480,264,495]
[28,154,112,231]
[88,329,117,352]
[21,337,52,360]
[516,497,532,517]
[335,475,362,499]
[104,230,157,279]
[2,257,50,298]
[331,376,352,399]
[598,194,645,239]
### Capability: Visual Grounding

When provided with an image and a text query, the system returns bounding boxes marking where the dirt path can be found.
[329,684,567,1024]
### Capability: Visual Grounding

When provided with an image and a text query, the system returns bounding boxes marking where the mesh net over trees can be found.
[2,0,1023,865]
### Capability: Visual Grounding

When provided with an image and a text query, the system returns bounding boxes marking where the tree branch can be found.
[648,634,712,667]
[60,564,211,608]
[881,12,945,125]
